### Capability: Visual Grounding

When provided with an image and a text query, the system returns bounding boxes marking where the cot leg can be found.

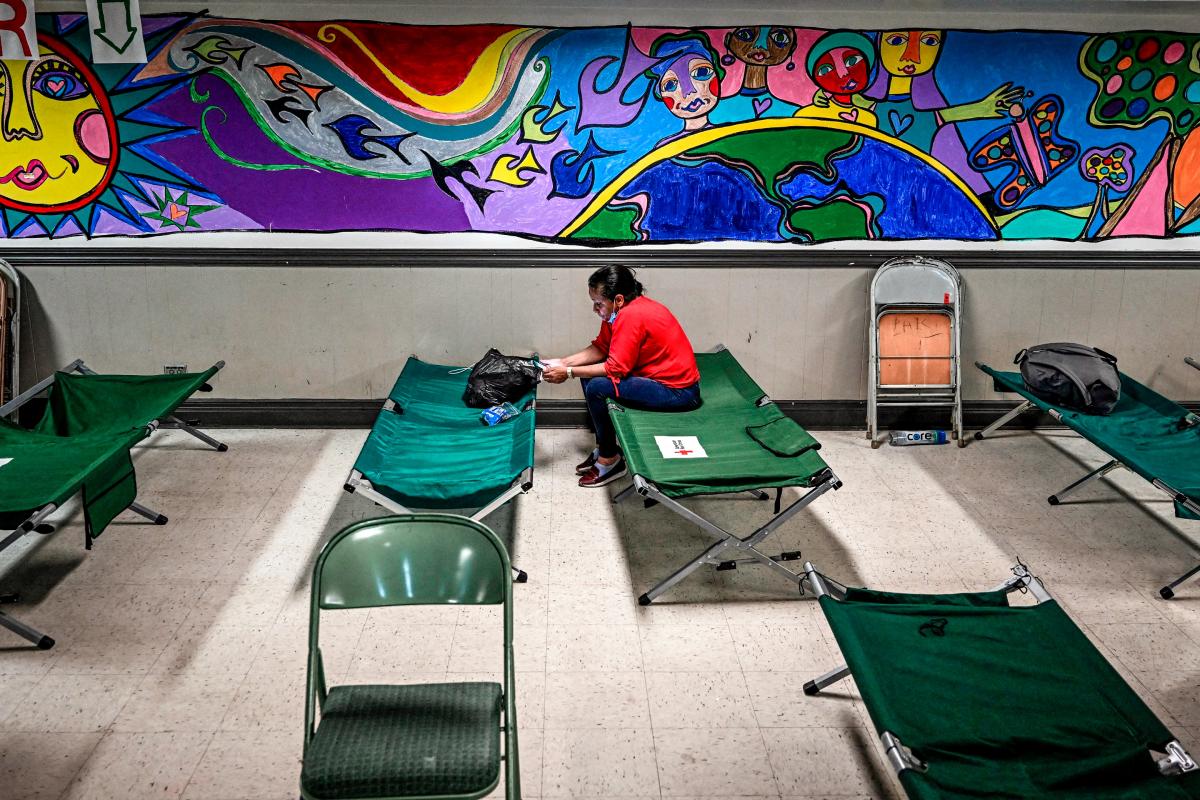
[974,400,1035,441]
[744,489,769,500]
[128,501,169,526]
[1160,562,1200,599]
[803,664,851,695]
[0,608,54,649]
[168,416,228,452]
[612,484,637,505]
[1048,459,1122,505]
[638,538,732,606]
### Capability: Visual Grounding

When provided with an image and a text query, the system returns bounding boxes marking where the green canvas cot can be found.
[976,361,1200,599]
[345,356,536,581]
[802,562,1200,799]
[608,347,841,604]
[0,359,226,649]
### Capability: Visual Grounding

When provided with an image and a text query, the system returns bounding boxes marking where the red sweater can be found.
[591,296,700,389]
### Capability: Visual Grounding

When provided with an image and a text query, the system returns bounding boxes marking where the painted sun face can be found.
[0,38,117,213]
[879,30,943,78]
[812,47,869,96]
[658,55,719,120]
[726,26,795,67]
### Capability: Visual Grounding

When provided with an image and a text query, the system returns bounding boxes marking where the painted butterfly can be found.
[968,95,1079,211]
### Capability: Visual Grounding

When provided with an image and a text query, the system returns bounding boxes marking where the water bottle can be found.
[481,402,521,426]
[889,430,949,446]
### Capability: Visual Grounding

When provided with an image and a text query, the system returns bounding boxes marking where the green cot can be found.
[609,347,841,604]
[0,359,226,649]
[976,360,1200,599]
[345,356,536,581]
[802,561,1200,799]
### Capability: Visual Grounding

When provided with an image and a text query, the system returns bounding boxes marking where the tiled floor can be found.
[0,426,1198,800]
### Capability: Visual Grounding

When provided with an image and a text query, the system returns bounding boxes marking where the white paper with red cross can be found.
[654,436,707,459]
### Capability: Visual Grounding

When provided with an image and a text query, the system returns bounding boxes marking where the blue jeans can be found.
[582,376,701,458]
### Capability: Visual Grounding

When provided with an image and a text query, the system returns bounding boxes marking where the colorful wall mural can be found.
[4,14,1200,244]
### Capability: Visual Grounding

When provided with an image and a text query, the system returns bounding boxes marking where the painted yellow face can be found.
[0,41,116,212]
[879,30,943,78]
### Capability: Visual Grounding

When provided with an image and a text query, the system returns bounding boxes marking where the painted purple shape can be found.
[144,73,471,234]
[466,139,589,236]
[141,15,189,38]
[575,33,661,130]
[89,191,263,237]
[56,13,86,30]
[1079,144,1135,191]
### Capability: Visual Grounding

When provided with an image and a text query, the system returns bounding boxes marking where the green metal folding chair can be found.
[301,514,520,800]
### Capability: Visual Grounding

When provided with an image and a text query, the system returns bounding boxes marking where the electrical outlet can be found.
[163,364,187,375]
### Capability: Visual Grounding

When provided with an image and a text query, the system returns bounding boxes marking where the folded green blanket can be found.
[745,417,821,457]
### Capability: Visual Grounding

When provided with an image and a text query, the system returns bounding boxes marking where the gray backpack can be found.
[1015,343,1121,415]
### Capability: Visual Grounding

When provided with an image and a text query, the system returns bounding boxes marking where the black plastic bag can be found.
[463,349,540,408]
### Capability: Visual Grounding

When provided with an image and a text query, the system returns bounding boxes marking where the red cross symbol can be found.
[676,449,692,455]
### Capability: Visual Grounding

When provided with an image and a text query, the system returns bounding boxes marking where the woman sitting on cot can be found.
[542,265,701,488]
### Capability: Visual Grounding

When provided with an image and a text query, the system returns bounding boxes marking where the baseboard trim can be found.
[173,397,1200,430]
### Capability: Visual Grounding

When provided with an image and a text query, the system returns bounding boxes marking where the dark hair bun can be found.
[588,264,645,301]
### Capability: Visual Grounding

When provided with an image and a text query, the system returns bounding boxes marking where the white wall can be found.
[17,262,1200,401]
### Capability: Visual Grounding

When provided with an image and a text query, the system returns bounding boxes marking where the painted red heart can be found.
[168,203,187,221]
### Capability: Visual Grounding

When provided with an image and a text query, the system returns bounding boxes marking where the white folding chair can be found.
[867,256,964,447]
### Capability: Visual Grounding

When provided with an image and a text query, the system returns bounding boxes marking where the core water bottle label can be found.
[889,430,949,446]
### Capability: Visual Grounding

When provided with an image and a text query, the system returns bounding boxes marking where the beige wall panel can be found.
[17,264,1200,403]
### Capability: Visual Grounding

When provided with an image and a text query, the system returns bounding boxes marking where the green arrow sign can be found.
[93,0,137,53]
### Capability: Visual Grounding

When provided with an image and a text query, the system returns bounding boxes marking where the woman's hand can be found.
[944,82,1025,122]
[542,365,569,384]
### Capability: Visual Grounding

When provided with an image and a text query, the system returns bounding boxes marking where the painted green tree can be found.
[1079,33,1200,236]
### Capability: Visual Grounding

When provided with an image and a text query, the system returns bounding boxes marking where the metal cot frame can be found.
[801,560,1199,785]
[974,358,1200,599]
[343,395,536,583]
[0,358,227,649]
[613,445,842,604]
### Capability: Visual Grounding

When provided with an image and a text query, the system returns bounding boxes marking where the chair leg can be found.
[803,664,851,695]
[1048,460,1122,505]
